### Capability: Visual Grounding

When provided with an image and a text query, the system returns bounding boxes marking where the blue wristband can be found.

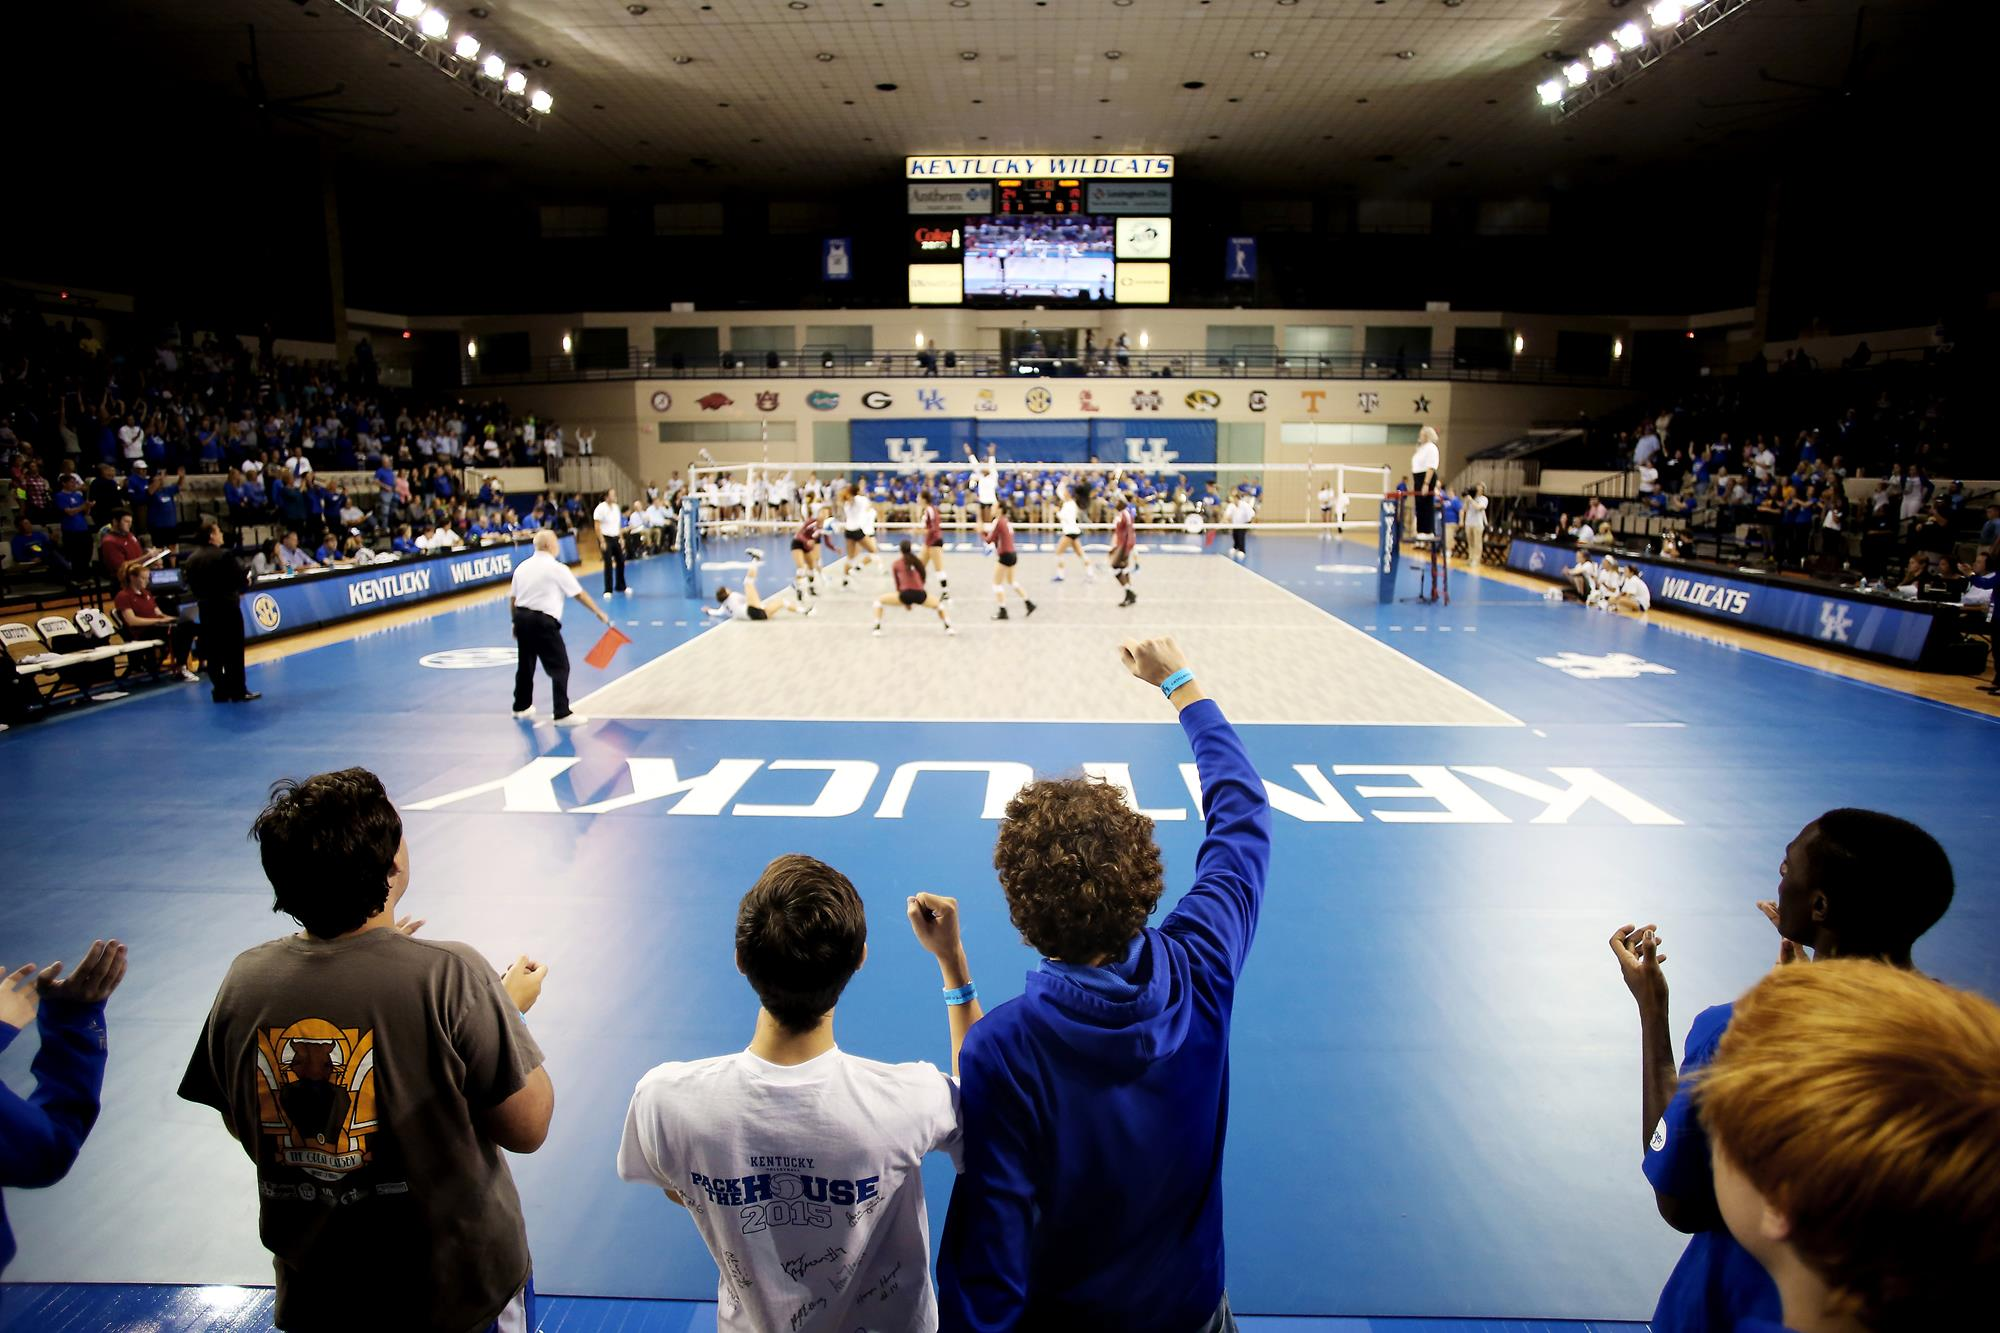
[1159,668,1195,699]
[942,982,978,1006]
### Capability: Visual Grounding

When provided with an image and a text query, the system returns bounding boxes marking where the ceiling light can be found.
[1563,61,1589,86]
[418,9,449,40]
[480,53,504,78]
[788,1,809,7]
[1250,50,1270,59]
[1442,0,1463,6]
[1396,50,1417,59]
[454,34,480,59]
[960,51,978,60]
[466,339,479,358]
[529,88,553,112]
[562,333,573,355]
[1113,0,1133,5]
[1612,337,1623,360]
[1512,333,1525,355]
[1276,0,1297,6]
[1104,50,1122,59]
[1588,43,1615,69]
[505,69,527,94]
[816,52,836,61]
[875,82,898,90]
[1182,80,1205,89]
[394,0,424,16]
[532,57,551,68]
[627,3,649,12]
[672,54,694,64]
[1613,21,1644,50]
[951,0,971,6]
[1536,77,1565,105]
[1648,0,1685,26]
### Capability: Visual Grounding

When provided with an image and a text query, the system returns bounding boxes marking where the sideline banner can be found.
[228,536,580,641]
[1505,538,1942,665]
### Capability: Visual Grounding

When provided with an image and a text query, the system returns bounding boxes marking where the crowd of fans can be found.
[3,640,1992,1333]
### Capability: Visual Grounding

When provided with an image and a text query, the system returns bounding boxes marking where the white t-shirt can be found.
[1317,486,1334,510]
[1638,464,1659,494]
[617,1047,960,1333]
[118,424,145,459]
[1410,439,1440,477]
[510,550,582,618]
[857,498,878,537]
[1466,494,1489,525]
[594,501,623,538]
[1753,449,1776,480]
[1576,522,1597,545]
[1621,572,1651,610]
[1059,498,1081,535]
[976,465,999,505]
[1596,561,1624,594]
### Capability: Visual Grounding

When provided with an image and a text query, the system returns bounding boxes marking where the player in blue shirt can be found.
[1608,809,1954,1333]
[940,638,1270,1333]
[144,471,183,542]
[390,526,420,555]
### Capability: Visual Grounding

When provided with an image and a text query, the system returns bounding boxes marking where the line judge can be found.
[509,530,611,727]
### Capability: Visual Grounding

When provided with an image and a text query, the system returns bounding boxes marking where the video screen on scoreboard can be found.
[962,214,1115,300]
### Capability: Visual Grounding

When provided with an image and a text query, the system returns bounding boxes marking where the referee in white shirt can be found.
[510,530,611,726]
[593,487,628,597]
[1411,425,1441,539]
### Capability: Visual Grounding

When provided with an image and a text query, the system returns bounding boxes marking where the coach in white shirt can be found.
[593,487,628,597]
[1411,425,1441,538]
[510,529,610,726]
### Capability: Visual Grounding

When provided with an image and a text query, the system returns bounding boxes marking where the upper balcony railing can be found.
[460,346,1638,391]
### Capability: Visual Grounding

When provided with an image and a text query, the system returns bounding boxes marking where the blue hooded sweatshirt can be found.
[0,999,110,1273]
[940,697,1271,1332]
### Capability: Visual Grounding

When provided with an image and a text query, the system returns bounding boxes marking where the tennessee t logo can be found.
[1301,390,1326,413]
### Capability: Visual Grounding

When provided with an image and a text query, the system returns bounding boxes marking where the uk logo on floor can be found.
[1816,602,1854,643]
[1536,652,1676,680]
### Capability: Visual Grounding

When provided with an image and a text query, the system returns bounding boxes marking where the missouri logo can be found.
[256,1018,381,1180]
[251,594,282,630]
[1185,389,1221,412]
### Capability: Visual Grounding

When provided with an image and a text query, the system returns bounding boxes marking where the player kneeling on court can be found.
[1694,959,2000,1333]
[875,540,954,636]
[704,551,813,622]
[939,637,1271,1333]
[617,855,983,1333]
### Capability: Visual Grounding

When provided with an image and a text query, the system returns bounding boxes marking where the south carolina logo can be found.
[754,391,780,412]
[1247,391,1268,412]
[1185,389,1221,412]
[256,1018,380,1180]
[251,594,282,630]
[1025,387,1053,414]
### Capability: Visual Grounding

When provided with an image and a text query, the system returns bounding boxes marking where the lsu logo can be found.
[1247,391,1268,412]
[697,393,733,411]
[1025,387,1053,414]
[918,389,947,411]
[806,390,840,411]
[256,1018,380,1180]
[1131,391,1162,412]
[1079,390,1101,413]
[754,391,780,412]
[1185,389,1221,412]
[973,389,999,413]
[251,594,282,630]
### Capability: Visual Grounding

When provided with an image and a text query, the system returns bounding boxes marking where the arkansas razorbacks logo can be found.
[697,393,733,411]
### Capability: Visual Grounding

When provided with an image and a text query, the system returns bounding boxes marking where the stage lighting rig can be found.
[1535,0,1756,121]
[330,1,553,128]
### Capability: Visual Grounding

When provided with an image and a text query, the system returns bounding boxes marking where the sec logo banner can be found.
[650,391,673,412]
[861,390,893,410]
[251,594,282,630]
[1025,387,1053,414]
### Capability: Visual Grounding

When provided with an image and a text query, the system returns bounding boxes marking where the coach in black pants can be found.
[510,529,611,727]
[182,521,257,703]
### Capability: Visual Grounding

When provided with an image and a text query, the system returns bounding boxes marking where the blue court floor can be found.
[3,532,1994,1329]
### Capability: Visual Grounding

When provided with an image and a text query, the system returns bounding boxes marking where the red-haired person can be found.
[1695,959,2000,1332]
[873,540,954,637]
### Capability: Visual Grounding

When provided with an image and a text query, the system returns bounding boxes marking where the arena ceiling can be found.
[39,0,1948,197]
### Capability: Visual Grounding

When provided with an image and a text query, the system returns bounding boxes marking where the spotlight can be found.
[505,69,527,93]
[960,51,978,61]
[1588,43,1615,69]
[1512,333,1525,355]
[1104,51,1122,60]
[455,34,480,60]
[561,332,573,355]
[418,9,449,40]
[466,339,479,358]
[914,332,926,349]
[1612,337,1623,359]
[1613,21,1644,50]
[401,329,412,339]
[1250,50,1270,60]
[1648,0,1685,27]
[1138,332,1150,349]
[1537,77,1564,105]
[1563,60,1589,87]
[394,0,424,16]
[529,88,553,113]
[481,53,505,79]
[1395,50,1417,60]
[816,52,836,62]
[672,55,693,64]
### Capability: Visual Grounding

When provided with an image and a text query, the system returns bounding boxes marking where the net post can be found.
[680,495,702,598]
[1376,497,1401,603]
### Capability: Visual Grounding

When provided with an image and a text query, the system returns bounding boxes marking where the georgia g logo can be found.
[252,594,282,630]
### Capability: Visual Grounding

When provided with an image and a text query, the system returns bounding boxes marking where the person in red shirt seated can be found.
[98,511,162,583]
[873,541,954,636]
[113,562,197,678]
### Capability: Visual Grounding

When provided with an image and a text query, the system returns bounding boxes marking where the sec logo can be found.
[861,390,893,410]
[251,594,282,631]
[650,391,672,412]
[1247,390,1268,413]
[1025,387,1053,414]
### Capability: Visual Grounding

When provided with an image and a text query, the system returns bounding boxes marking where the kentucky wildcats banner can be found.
[906,154,1174,179]
[850,420,1217,476]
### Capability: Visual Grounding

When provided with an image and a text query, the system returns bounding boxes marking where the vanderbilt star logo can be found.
[1413,396,1431,413]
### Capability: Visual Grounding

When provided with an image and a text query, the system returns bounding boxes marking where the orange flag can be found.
[584,625,632,669]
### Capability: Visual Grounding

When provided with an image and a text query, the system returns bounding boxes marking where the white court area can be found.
[962,252,1113,297]
[572,548,1520,727]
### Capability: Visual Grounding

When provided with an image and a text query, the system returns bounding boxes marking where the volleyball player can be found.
[967,444,1000,520]
[789,502,828,598]
[873,541,955,636]
[704,552,812,622]
[837,485,876,587]
[1053,483,1095,583]
[983,505,1036,620]
[917,489,951,597]
[1111,494,1138,607]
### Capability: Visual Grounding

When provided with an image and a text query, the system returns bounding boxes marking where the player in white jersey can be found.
[837,486,879,588]
[1052,483,1096,583]
[967,443,1000,519]
[703,551,812,622]
[770,470,796,521]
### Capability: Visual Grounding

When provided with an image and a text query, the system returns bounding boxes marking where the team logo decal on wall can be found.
[973,389,999,413]
[650,391,673,412]
[1413,396,1431,413]
[861,390,893,410]
[806,390,840,410]
[1184,389,1221,412]
[1247,390,1268,413]
[1124,436,1179,468]
[697,393,734,411]
[252,594,282,630]
[918,389,947,411]
[1131,390,1162,411]
[754,391,780,412]
[1025,386,1053,414]
[1357,391,1381,413]
[885,437,941,468]
[1079,390,1101,413]
[419,647,519,670]
[1301,390,1326,413]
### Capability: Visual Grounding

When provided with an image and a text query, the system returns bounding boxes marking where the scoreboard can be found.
[996,178,1086,215]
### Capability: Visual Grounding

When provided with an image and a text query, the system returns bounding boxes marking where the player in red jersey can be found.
[872,540,954,636]
[916,488,951,599]
[789,502,828,598]
[983,507,1037,621]
[1111,495,1138,608]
